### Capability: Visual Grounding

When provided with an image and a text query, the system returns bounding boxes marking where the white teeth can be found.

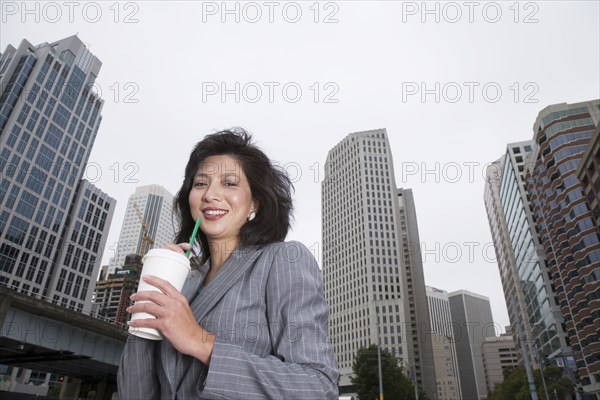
[205,210,228,216]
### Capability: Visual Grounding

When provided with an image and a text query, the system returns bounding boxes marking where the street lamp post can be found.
[403,360,419,400]
[562,355,582,400]
[412,363,419,400]
[376,317,384,400]
[534,345,550,400]
[444,334,462,400]
[511,297,539,400]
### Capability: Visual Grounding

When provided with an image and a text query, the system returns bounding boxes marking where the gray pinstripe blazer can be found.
[117,241,339,399]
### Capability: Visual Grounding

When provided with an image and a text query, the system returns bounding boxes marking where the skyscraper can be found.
[485,143,571,372]
[483,155,535,363]
[526,100,600,397]
[0,36,115,313]
[322,128,435,398]
[426,286,461,400]
[398,188,436,397]
[448,290,495,400]
[107,184,176,272]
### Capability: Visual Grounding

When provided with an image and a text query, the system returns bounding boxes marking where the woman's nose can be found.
[202,183,222,202]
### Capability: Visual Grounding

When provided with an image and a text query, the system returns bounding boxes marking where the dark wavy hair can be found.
[174,128,294,263]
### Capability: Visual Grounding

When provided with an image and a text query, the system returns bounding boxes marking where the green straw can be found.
[185,217,201,258]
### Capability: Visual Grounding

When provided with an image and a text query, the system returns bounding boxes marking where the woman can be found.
[118,129,339,399]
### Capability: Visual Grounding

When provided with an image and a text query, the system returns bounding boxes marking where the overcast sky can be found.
[2,0,599,331]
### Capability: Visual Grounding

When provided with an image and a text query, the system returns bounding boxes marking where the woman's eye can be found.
[224,181,238,187]
[194,181,207,187]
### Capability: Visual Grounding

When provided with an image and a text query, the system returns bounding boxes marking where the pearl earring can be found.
[248,211,256,221]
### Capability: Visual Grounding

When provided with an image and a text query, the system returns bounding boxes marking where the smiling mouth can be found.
[204,210,228,216]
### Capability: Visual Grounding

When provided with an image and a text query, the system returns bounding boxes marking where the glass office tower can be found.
[0,36,115,313]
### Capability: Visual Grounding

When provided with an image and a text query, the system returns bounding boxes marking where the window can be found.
[64,272,75,295]
[0,243,19,273]
[15,190,38,219]
[45,123,62,149]
[52,104,70,129]
[35,144,55,170]
[56,269,67,292]
[17,103,31,125]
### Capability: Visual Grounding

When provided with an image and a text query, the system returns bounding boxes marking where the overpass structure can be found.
[0,285,127,399]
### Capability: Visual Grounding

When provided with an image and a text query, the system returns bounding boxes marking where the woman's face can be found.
[189,155,256,247]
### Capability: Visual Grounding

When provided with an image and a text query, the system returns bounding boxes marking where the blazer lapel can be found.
[161,258,207,397]
[181,260,208,302]
[190,244,263,322]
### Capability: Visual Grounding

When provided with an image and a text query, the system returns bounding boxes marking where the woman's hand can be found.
[127,244,215,365]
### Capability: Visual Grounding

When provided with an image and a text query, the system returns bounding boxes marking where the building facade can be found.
[397,188,436,397]
[481,330,519,395]
[107,185,176,272]
[484,154,538,368]
[322,129,435,398]
[426,286,461,400]
[486,142,572,371]
[448,290,495,400]
[526,100,600,397]
[577,124,600,231]
[0,36,115,312]
[94,254,142,325]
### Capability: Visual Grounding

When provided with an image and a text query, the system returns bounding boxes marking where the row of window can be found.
[540,107,589,130]
[0,53,37,132]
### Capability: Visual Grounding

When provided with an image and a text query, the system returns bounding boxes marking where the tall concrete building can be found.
[526,100,600,398]
[484,143,571,371]
[426,286,461,400]
[0,36,115,313]
[322,129,435,399]
[107,185,176,273]
[398,188,436,398]
[448,290,495,400]
[481,329,519,395]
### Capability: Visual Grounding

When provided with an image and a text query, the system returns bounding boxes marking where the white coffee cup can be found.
[128,248,191,340]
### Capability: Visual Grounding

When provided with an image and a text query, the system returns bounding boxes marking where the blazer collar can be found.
[183,244,263,322]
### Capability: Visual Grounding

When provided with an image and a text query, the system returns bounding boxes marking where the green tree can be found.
[488,365,574,400]
[487,366,530,400]
[535,365,574,400]
[351,344,424,400]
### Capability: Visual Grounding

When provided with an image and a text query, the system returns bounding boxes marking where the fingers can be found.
[131,287,166,305]
[140,275,180,297]
[127,299,163,319]
[129,276,186,309]
[127,287,193,335]
[128,286,185,318]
